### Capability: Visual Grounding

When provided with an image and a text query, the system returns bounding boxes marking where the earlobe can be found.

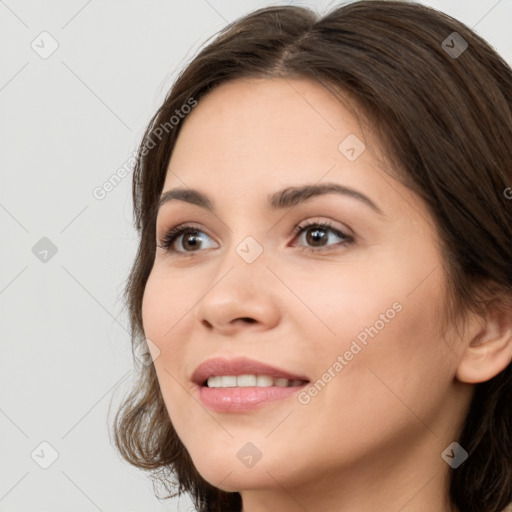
[456,302,512,384]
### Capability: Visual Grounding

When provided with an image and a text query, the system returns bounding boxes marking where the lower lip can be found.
[197,384,308,412]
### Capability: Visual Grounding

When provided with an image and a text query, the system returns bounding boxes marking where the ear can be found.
[456,298,512,384]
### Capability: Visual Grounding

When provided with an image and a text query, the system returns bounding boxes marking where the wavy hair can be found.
[111,2,512,511]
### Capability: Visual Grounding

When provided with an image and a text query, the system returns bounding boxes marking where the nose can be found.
[192,253,282,336]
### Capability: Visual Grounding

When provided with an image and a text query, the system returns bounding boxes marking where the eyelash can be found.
[157,220,354,255]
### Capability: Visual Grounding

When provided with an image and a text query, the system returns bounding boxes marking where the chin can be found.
[192,456,278,491]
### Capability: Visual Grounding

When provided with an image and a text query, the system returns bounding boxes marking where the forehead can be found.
[166,77,370,183]
[161,77,427,228]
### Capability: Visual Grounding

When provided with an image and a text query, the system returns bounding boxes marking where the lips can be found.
[191,356,310,387]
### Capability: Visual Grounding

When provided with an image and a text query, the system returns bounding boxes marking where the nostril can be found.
[201,318,256,329]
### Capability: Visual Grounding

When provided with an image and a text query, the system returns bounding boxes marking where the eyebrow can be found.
[157,183,384,216]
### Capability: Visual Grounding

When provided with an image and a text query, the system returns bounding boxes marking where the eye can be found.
[291,220,354,251]
[157,223,218,254]
[157,219,354,255]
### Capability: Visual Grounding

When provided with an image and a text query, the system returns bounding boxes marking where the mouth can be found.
[191,356,310,412]
[192,355,310,387]
[203,375,308,388]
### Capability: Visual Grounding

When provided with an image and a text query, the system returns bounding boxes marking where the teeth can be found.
[256,375,273,387]
[206,375,304,388]
[238,374,257,386]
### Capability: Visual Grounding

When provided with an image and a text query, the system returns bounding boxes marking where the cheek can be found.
[302,263,451,438]
[274,258,405,357]
[141,266,198,341]
[141,272,190,422]
[290,242,448,383]
[141,269,195,411]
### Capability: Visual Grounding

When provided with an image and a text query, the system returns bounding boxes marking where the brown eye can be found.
[158,224,217,253]
[178,230,203,251]
[292,221,354,251]
[305,226,329,247]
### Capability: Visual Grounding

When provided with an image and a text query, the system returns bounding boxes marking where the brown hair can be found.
[110,1,512,511]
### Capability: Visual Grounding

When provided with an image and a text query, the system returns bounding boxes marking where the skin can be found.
[141,77,512,512]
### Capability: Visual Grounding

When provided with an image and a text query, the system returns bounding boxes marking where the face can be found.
[141,77,468,496]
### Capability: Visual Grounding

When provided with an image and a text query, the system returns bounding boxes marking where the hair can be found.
[110,1,512,511]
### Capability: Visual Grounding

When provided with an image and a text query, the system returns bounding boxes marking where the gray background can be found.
[1,0,510,511]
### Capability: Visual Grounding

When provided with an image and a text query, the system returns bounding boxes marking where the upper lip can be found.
[191,356,310,386]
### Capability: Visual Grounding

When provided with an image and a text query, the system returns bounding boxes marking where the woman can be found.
[112,1,512,511]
